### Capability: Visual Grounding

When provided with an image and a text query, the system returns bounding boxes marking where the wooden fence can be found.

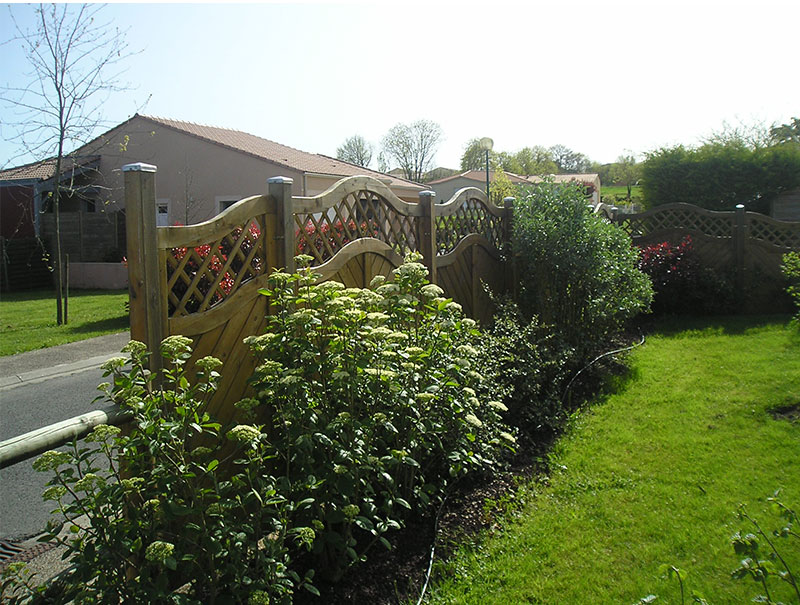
[597,202,800,311]
[123,165,512,423]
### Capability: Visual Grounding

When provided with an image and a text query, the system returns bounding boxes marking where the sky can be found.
[1,0,799,173]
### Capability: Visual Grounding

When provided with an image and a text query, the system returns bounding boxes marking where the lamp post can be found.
[479,137,493,200]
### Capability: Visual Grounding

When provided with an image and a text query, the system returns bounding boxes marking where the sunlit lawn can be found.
[0,288,129,356]
[427,315,800,604]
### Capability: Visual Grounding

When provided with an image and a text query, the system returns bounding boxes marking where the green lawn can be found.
[0,288,129,356]
[428,315,800,604]
[601,184,645,207]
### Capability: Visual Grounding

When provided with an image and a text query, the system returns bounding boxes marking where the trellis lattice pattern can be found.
[620,207,735,239]
[748,214,800,250]
[435,198,504,256]
[166,219,265,317]
[294,190,417,265]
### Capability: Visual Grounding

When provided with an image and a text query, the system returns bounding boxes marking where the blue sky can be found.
[1,1,798,172]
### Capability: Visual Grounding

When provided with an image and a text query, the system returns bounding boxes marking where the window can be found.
[156,199,170,227]
[217,196,241,214]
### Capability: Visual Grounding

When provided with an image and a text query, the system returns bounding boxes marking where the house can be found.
[1,115,426,252]
[426,170,602,205]
[0,114,427,288]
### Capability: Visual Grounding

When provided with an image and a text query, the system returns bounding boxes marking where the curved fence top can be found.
[292,176,422,266]
[435,187,506,256]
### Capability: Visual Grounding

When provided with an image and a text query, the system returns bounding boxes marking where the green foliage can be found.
[640,143,800,213]
[512,179,653,353]
[478,298,574,439]
[246,253,513,581]
[782,251,800,326]
[5,339,303,604]
[731,497,800,604]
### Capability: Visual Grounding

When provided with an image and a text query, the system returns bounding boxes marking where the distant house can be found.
[426,170,601,205]
[0,114,427,259]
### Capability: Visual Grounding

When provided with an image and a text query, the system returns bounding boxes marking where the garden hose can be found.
[561,332,646,405]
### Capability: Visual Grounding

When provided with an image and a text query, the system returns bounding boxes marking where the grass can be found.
[0,288,129,356]
[601,184,645,207]
[427,315,800,604]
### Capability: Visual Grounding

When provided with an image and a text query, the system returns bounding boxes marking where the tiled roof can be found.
[0,156,100,182]
[138,115,425,190]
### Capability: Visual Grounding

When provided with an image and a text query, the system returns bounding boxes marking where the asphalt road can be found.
[0,332,129,540]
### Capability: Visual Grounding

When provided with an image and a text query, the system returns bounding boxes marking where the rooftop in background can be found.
[0,156,100,183]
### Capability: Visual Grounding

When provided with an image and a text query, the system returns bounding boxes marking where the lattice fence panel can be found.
[165,218,265,317]
[621,207,735,239]
[294,190,417,265]
[435,198,504,256]
[748,214,800,250]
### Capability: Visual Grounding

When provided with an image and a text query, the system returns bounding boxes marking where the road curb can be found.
[0,353,128,392]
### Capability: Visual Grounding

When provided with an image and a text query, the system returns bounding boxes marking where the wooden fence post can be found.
[734,203,747,301]
[269,176,295,274]
[503,196,516,297]
[123,163,165,374]
[418,190,437,283]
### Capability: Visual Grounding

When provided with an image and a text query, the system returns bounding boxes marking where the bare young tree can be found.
[3,3,132,324]
[381,120,442,182]
[336,134,373,168]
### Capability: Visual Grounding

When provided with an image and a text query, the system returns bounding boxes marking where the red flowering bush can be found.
[638,236,733,314]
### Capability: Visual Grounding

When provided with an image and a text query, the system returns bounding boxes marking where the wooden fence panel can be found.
[435,188,508,323]
[613,202,800,312]
[125,171,513,424]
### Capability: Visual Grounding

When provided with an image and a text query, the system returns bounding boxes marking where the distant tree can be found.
[381,120,442,182]
[513,146,558,175]
[548,144,592,173]
[702,118,772,150]
[461,138,497,171]
[608,154,641,201]
[770,117,800,146]
[336,134,373,168]
[3,3,132,325]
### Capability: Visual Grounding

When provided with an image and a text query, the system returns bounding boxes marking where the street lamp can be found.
[479,137,493,200]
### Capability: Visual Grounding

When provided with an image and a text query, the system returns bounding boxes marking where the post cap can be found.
[419,190,436,198]
[735,204,745,209]
[268,176,294,184]
[122,163,157,173]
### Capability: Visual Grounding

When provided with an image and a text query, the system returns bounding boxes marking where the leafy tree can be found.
[608,154,642,201]
[770,117,800,146]
[381,120,442,182]
[460,137,497,171]
[512,146,558,175]
[548,144,592,173]
[702,118,772,149]
[336,134,373,168]
[3,3,132,325]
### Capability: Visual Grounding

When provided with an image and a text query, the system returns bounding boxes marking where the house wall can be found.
[429,177,484,203]
[80,117,306,225]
